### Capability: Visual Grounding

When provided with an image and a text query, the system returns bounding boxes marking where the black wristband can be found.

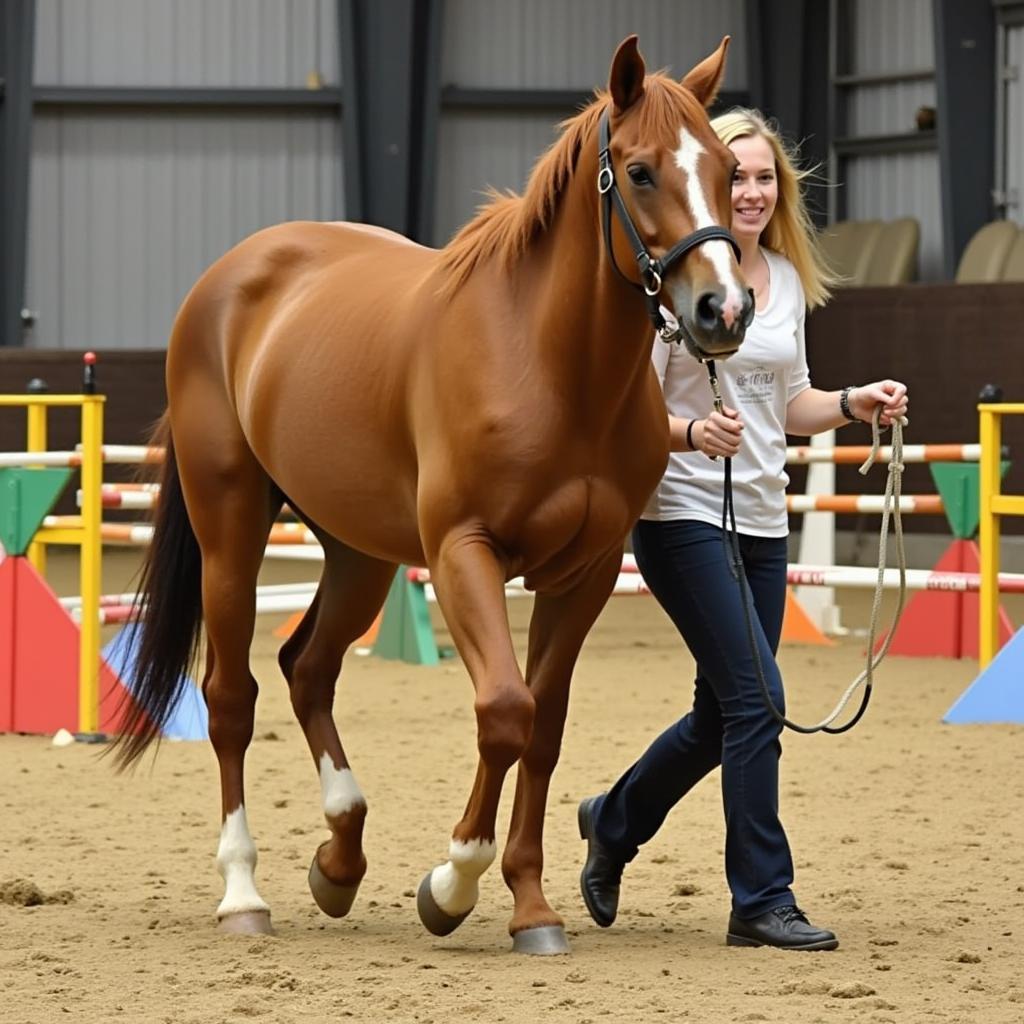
[839,386,859,423]
[686,418,700,451]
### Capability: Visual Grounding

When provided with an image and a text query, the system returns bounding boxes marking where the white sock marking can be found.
[215,806,270,918]
[318,753,365,819]
[674,127,746,311]
[429,838,497,916]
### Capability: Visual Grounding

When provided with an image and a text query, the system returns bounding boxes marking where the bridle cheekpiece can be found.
[597,107,742,344]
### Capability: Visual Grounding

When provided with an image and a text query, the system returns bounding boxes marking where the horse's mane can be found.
[438,73,706,298]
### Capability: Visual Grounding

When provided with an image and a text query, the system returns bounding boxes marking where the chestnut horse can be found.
[116,36,752,954]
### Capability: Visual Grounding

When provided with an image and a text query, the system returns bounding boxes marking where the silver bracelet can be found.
[839,385,859,423]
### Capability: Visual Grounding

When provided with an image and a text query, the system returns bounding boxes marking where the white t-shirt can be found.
[642,247,811,537]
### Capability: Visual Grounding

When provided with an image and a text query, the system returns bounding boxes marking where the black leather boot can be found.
[727,904,838,950]
[577,795,624,928]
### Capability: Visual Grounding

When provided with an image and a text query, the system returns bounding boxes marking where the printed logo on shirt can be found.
[734,366,776,405]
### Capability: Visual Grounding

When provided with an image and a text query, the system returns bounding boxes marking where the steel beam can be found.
[934,0,997,277]
[338,0,444,242]
[33,86,342,110]
[0,0,36,347]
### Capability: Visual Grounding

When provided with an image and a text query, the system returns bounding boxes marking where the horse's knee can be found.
[474,688,535,768]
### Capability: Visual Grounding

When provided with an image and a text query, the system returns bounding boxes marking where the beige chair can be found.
[862,218,920,285]
[1000,228,1024,282]
[955,221,1019,282]
[818,219,884,286]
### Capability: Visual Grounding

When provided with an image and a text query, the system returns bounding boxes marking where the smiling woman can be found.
[577,107,910,953]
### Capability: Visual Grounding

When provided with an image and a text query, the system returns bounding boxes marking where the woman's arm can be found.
[786,380,909,437]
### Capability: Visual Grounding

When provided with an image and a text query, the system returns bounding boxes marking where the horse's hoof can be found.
[511,925,571,956]
[218,910,274,936]
[416,872,471,936]
[308,855,361,918]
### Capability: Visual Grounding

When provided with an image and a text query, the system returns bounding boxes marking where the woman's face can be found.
[728,134,778,243]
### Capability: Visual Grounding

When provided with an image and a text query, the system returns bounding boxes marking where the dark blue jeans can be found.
[593,518,795,919]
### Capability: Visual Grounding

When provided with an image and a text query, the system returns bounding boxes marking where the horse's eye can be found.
[627,165,654,187]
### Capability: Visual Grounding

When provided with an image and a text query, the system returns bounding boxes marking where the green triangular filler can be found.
[930,461,1010,540]
[0,467,72,555]
[372,568,440,666]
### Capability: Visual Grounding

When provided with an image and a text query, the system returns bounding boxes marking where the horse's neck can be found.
[516,178,656,403]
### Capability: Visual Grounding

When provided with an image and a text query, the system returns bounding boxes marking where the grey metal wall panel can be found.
[847,81,936,136]
[434,112,558,246]
[1007,24,1023,224]
[441,0,747,89]
[25,112,343,349]
[33,0,339,86]
[846,0,934,137]
[852,0,934,75]
[435,0,747,245]
[836,0,940,277]
[845,151,942,280]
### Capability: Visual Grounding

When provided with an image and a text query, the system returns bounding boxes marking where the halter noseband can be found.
[597,107,742,343]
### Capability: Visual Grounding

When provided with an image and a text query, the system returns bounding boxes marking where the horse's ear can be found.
[609,35,645,112]
[681,36,730,108]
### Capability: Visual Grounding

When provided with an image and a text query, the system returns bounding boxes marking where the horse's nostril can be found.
[695,292,721,330]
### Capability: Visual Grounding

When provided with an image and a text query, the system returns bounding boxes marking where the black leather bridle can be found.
[597,107,743,343]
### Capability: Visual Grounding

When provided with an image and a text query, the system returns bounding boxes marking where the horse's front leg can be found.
[502,548,622,954]
[416,533,536,943]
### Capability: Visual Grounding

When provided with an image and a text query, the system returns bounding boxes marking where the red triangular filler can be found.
[874,539,1014,658]
[0,557,149,734]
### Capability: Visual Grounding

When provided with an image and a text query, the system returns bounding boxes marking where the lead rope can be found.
[705,360,908,734]
[850,406,909,724]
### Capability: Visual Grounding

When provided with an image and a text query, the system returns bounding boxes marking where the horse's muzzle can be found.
[684,286,753,358]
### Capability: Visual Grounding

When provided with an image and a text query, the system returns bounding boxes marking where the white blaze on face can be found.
[673,126,746,314]
[215,806,271,918]
[319,752,365,819]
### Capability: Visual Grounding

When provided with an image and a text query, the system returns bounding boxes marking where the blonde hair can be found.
[711,108,837,309]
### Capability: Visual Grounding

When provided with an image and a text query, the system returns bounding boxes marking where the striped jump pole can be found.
[786,563,1024,594]
[785,495,943,514]
[784,437,1006,644]
[785,443,982,465]
[0,444,164,468]
[41,518,322,548]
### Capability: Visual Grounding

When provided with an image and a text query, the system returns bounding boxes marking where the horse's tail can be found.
[111,415,204,769]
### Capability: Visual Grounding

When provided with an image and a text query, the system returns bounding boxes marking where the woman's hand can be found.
[696,406,744,458]
[848,380,909,427]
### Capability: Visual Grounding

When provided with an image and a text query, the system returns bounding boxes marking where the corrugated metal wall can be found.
[27,115,341,350]
[434,0,747,246]
[841,0,942,280]
[441,0,747,90]
[845,152,942,278]
[26,0,342,350]
[1006,22,1023,226]
[33,0,339,86]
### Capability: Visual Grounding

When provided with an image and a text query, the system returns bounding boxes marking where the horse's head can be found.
[601,36,753,360]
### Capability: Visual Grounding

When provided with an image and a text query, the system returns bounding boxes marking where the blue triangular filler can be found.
[943,627,1024,724]
[102,628,209,740]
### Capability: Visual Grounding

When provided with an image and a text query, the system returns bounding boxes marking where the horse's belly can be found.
[272,459,425,564]
[234,313,427,563]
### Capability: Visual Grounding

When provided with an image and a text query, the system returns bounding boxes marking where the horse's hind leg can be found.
[174,416,281,936]
[277,535,396,919]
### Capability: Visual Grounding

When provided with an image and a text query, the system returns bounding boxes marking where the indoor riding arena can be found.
[2,3,1024,1024]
